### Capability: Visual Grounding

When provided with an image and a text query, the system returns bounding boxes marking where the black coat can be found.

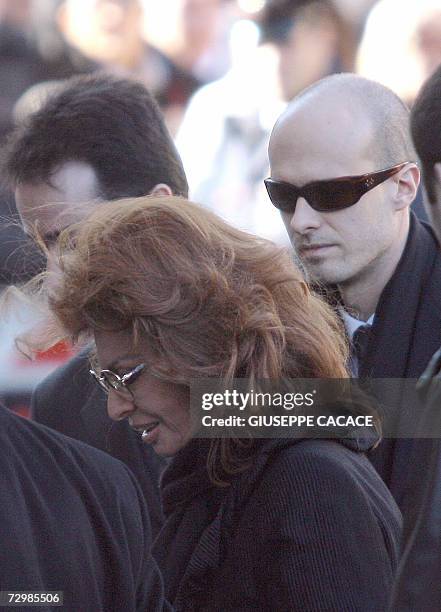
[358,214,441,379]
[152,437,401,611]
[31,350,165,537]
[389,353,441,610]
[354,214,441,508]
[0,405,170,612]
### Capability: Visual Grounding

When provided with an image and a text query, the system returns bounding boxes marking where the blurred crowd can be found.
[2,0,441,403]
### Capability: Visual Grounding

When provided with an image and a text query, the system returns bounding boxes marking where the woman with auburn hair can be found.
[47,195,400,611]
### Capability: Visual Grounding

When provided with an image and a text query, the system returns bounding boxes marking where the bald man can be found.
[266,73,441,508]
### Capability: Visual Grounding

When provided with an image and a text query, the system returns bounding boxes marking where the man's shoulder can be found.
[31,349,97,424]
[36,349,91,396]
[0,404,160,611]
[0,405,135,493]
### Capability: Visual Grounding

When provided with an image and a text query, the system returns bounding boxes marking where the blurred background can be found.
[1,0,440,413]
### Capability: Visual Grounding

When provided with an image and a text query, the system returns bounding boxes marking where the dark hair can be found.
[258,0,337,44]
[411,66,441,204]
[3,73,188,199]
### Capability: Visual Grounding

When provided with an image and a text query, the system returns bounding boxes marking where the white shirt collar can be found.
[338,307,375,341]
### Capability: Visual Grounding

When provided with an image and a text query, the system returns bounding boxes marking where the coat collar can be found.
[360,213,441,379]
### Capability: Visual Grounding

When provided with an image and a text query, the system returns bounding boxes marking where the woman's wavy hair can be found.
[44,195,372,483]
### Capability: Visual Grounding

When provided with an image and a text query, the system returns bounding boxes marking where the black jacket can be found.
[353,214,441,508]
[0,405,170,612]
[31,350,165,537]
[152,436,401,611]
[389,351,441,611]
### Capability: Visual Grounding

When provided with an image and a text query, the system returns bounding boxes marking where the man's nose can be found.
[107,390,135,422]
[289,197,322,234]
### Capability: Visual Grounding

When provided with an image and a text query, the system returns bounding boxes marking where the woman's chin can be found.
[142,427,190,457]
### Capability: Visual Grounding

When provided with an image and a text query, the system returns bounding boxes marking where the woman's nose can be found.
[106,389,136,421]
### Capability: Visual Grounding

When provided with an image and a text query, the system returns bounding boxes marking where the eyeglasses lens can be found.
[265,181,297,212]
[266,180,363,213]
[306,182,361,211]
[90,370,131,399]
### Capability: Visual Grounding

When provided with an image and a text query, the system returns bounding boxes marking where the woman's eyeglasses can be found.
[264,162,411,214]
[89,363,145,399]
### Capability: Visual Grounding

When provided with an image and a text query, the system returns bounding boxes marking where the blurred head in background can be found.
[56,0,144,69]
[142,0,233,83]
[258,0,344,102]
[357,0,441,105]
[411,65,441,243]
[0,0,32,31]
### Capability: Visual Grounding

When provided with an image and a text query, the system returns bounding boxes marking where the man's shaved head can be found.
[271,73,416,169]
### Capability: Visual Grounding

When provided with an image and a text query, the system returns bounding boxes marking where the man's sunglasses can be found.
[264,162,411,214]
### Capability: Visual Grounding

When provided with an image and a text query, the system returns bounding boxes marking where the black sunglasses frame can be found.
[264,162,412,214]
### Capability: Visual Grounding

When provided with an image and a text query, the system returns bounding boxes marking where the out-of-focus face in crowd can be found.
[274,2,340,102]
[415,9,441,79]
[14,160,136,298]
[357,0,441,105]
[258,0,342,103]
[57,0,143,66]
[15,161,99,274]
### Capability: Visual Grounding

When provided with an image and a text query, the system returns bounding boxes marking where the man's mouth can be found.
[298,244,335,256]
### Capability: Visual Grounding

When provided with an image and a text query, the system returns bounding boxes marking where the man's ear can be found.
[149,183,173,197]
[394,163,420,211]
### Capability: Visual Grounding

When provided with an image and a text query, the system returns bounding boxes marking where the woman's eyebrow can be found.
[105,355,145,371]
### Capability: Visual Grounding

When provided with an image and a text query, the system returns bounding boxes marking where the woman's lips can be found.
[129,419,162,444]
[130,420,160,437]
[141,422,160,444]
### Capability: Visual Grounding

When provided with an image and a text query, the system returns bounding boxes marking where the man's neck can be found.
[338,220,410,321]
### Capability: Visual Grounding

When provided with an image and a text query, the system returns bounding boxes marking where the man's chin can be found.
[303,263,346,287]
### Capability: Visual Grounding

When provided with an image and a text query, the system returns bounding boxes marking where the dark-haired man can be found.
[267,73,441,509]
[4,73,189,536]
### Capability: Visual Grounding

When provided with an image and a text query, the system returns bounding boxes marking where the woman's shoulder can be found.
[245,438,401,539]
[266,437,370,475]
[258,438,395,509]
